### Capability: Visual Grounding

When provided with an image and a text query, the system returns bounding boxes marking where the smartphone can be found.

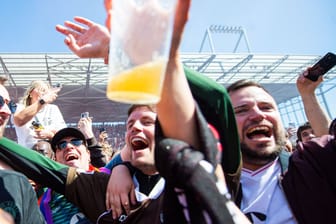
[305,52,336,81]
[80,112,89,118]
[53,83,62,88]
[32,121,44,130]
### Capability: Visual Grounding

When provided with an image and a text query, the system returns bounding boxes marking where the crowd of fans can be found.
[0,0,334,223]
[4,123,126,151]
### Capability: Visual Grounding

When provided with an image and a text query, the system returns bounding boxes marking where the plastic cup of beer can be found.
[107,0,177,104]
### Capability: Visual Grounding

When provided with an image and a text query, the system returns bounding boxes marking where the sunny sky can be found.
[1,0,336,126]
[0,0,335,54]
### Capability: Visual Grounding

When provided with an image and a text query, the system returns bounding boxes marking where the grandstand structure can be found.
[1,25,335,130]
[1,52,335,126]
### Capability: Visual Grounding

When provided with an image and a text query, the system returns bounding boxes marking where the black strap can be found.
[156,138,235,224]
[235,183,243,208]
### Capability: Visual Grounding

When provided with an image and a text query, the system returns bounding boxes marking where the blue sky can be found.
[0,0,335,55]
[0,0,335,125]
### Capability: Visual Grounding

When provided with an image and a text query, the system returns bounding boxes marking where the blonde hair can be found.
[21,80,50,107]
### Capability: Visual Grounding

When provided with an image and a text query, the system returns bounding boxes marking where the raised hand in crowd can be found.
[56,16,110,60]
[296,69,331,136]
[77,115,95,139]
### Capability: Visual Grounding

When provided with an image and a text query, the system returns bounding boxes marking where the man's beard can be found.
[240,142,281,166]
[240,123,287,167]
[240,131,285,167]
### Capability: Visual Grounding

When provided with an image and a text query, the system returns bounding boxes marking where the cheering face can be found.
[0,85,12,137]
[54,136,91,169]
[126,106,156,174]
[300,128,315,143]
[230,86,285,167]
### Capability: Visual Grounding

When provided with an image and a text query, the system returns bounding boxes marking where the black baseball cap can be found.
[51,127,87,152]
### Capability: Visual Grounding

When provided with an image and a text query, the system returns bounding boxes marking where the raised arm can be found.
[297,69,331,136]
[156,0,200,149]
[78,116,107,167]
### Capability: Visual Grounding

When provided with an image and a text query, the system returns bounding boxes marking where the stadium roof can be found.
[1,53,335,124]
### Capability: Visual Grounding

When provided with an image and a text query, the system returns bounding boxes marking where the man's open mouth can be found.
[65,153,79,161]
[131,137,149,150]
[246,126,272,139]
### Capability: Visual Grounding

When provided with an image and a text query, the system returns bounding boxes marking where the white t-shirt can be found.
[240,158,297,224]
[12,103,67,148]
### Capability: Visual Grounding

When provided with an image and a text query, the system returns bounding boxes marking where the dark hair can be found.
[127,104,157,117]
[226,79,270,94]
[296,122,312,142]
[329,118,336,136]
[99,127,106,133]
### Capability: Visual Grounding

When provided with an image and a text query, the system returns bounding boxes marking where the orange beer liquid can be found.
[107,60,166,104]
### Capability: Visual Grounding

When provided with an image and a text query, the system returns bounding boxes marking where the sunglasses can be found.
[0,95,17,113]
[56,139,83,150]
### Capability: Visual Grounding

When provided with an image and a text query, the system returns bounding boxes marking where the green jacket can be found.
[185,66,241,198]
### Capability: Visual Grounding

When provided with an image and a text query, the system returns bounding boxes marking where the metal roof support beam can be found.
[233,27,251,53]
[298,98,306,123]
[257,55,289,82]
[45,54,52,85]
[216,54,253,82]
[290,98,300,125]
[199,25,251,54]
[199,27,216,53]
[0,57,16,86]
[317,85,332,119]
[84,59,92,98]
[196,54,216,72]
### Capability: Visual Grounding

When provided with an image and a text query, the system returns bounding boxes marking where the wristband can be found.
[39,98,46,105]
